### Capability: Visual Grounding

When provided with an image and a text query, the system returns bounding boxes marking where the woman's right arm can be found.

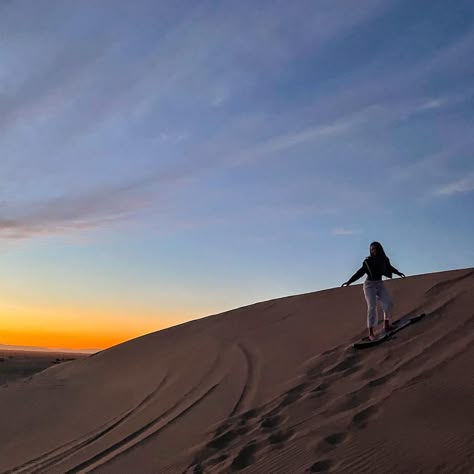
[342,265,366,286]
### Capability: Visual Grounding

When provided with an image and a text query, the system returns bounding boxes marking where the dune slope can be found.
[0,268,472,473]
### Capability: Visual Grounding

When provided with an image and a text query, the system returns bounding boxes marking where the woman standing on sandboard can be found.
[342,242,405,341]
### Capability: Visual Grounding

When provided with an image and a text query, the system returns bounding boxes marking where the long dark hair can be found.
[370,241,391,276]
[370,241,387,258]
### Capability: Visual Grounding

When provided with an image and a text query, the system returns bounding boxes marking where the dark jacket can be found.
[347,256,400,284]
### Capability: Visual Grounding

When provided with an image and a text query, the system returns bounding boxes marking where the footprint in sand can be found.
[309,382,331,401]
[207,429,240,450]
[360,368,378,379]
[367,373,392,387]
[324,353,361,376]
[318,432,347,452]
[327,387,367,414]
[213,425,229,438]
[309,459,333,472]
[260,402,284,420]
[192,464,203,474]
[305,347,343,379]
[268,429,294,446]
[279,383,308,407]
[311,382,330,392]
[342,366,361,377]
[258,383,308,423]
[261,414,285,430]
[208,453,228,466]
[323,432,347,445]
[351,405,379,429]
[230,441,258,470]
[239,409,259,424]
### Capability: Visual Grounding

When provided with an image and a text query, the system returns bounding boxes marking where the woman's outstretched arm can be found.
[342,265,365,286]
[389,263,405,278]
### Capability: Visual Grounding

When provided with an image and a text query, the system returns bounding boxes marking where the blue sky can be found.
[0,0,473,348]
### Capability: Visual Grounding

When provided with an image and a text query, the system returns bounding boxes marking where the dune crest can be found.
[0,268,472,473]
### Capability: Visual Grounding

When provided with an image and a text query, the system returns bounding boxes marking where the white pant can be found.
[363,280,393,328]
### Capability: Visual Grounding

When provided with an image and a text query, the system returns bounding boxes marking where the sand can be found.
[0,267,472,473]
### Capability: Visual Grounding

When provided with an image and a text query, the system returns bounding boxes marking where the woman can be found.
[342,242,405,340]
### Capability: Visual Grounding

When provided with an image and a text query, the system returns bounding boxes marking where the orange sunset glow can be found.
[1,304,184,351]
[0,326,155,352]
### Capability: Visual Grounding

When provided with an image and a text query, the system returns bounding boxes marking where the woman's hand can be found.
[399,272,406,278]
[341,282,350,287]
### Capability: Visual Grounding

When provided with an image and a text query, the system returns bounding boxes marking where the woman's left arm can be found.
[389,263,405,278]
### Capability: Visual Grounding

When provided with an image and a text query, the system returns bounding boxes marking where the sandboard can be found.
[352,313,426,349]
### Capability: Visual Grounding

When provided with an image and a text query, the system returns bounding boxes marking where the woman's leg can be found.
[376,297,384,324]
[363,282,378,336]
[377,282,393,330]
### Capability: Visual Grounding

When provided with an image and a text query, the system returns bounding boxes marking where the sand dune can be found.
[0,268,472,473]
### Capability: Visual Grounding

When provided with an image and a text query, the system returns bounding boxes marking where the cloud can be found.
[210,85,232,107]
[417,99,443,111]
[399,98,445,120]
[331,228,357,236]
[0,189,147,239]
[401,88,472,120]
[1,0,473,242]
[0,168,195,239]
[227,113,367,167]
[0,0,400,156]
[0,98,414,242]
[434,173,474,196]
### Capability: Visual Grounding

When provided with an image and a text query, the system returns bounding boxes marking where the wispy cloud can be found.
[229,117,360,166]
[0,188,147,239]
[399,98,445,120]
[331,228,357,236]
[417,99,443,111]
[389,141,473,182]
[0,169,196,239]
[434,173,474,196]
[1,0,473,243]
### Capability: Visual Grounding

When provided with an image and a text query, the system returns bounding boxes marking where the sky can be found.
[1,0,473,351]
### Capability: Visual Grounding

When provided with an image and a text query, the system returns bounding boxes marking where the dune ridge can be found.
[0,268,472,473]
